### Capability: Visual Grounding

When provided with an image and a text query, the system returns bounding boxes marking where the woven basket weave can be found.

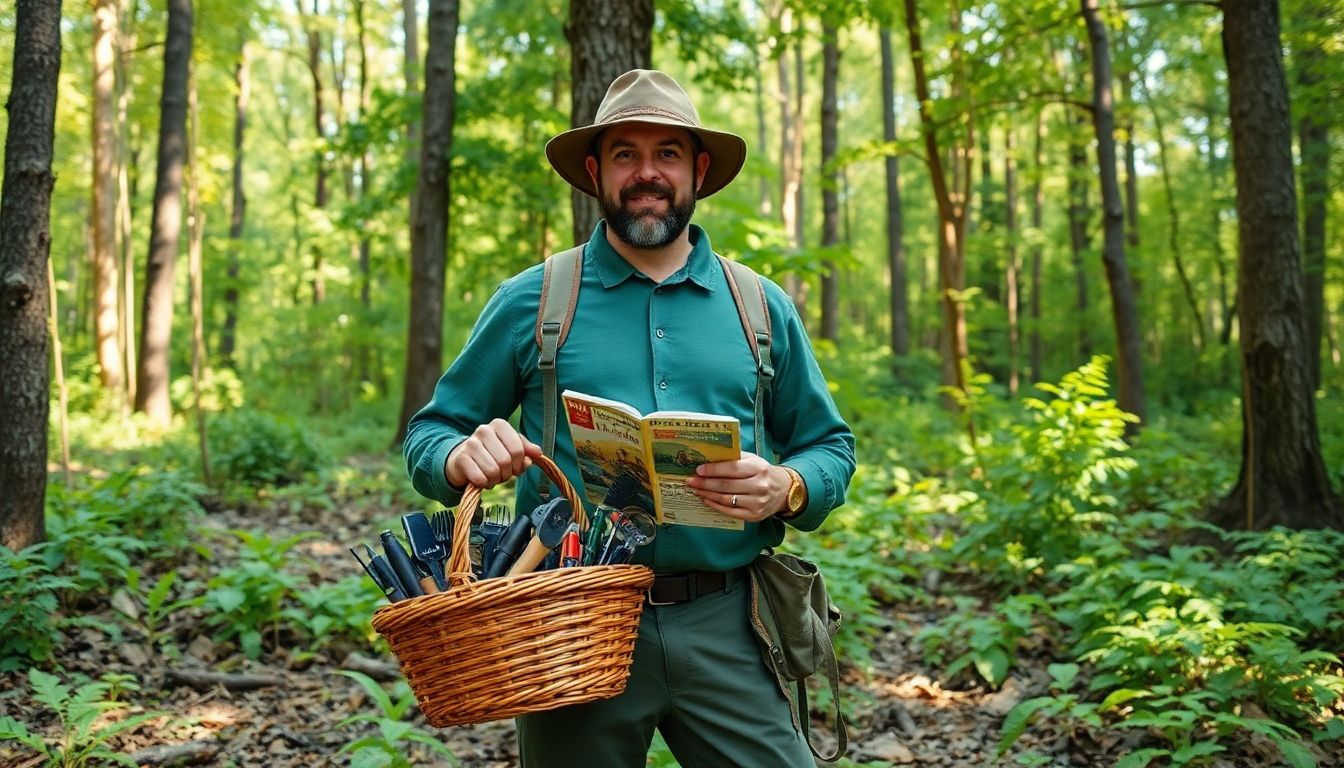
[371,455,653,727]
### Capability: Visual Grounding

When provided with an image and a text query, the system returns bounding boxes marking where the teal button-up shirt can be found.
[404,222,856,572]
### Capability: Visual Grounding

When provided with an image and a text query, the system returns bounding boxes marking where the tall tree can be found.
[92,0,125,391]
[135,0,192,427]
[879,27,908,359]
[1211,0,1343,531]
[221,43,249,366]
[115,0,138,404]
[1081,0,1146,428]
[1004,127,1020,395]
[1294,11,1330,390]
[819,21,841,343]
[903,0,974,416]
[403,0,419,231]
[1029,110,1045,382]
[297,0,329,304]
[0,0,63,550]
[394,0,460,447]
[564,0,653,246]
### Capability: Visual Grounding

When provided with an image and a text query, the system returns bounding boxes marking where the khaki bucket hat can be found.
[546,69,747,199]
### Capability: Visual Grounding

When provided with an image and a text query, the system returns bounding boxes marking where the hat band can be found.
[601,105,696,127]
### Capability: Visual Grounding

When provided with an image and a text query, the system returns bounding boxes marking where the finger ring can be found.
[731,495,738,507]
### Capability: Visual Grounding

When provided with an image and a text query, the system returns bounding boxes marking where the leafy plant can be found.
[118,570,203,650]
[209,409,324,487]
[0,668,164,767]
[916,593,1046,687]
[202,529,317,658]
[283,574,384,652]
[336,671,457,768]
[0,544,77,671]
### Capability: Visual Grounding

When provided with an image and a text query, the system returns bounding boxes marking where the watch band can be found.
[779,466,806,520]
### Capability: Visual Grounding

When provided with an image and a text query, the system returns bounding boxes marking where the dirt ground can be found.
[2,490,1338,767]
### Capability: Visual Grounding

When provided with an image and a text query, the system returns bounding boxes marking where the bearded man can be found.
[404,69,855,766]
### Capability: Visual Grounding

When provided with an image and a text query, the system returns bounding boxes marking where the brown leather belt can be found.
[646,568,745,606]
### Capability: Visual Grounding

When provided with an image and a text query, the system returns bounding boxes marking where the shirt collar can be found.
[584,222,719,292]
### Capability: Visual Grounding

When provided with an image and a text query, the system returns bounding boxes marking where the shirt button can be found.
[654,287,662,295]
[659,380,668,390]
[655,328,665,339]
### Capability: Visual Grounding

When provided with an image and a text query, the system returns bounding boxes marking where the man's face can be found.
[584,123,711,250]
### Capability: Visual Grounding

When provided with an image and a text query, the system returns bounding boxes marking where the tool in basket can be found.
[379,530,425,598]
[597,506,657,565]
[370,453,654,728]
[506,496,574,576]
[482,510,535,579]
[402,512,448,591]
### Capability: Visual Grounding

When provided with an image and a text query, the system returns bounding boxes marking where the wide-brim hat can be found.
[546,69,747,199]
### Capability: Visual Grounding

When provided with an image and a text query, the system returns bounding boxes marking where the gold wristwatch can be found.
[779,466,806,519]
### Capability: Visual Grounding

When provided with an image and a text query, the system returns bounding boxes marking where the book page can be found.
[644,416,744,530]
[563,393,656,513]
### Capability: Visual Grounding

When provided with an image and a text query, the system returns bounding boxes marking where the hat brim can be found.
[546,116,747,200]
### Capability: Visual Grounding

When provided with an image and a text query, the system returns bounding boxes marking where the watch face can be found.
[787,472,805,512]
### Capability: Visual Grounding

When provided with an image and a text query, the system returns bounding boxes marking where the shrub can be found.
[209,410,324,487]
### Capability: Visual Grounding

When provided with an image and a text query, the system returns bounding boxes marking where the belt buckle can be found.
[645,586,677,606]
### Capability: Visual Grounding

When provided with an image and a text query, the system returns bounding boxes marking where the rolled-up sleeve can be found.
[403,281,525,507]
[765,282,857,532]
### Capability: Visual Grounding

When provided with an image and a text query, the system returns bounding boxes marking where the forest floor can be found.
[2,465,1338,768]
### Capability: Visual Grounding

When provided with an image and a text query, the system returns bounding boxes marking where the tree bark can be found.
[393,0,460,447]
[819,23,840,343]
[135,0,191,427]
[355,0,373,311]
[0,0,62,551]
[564,0,652,246]
[221,44,248,367]
[92,0,124,391]
[186,84,210,484]
[1067,107,1091,361]
[1296,42,1329,391]
[1082,0,1147,429]
[880,28,909,359]
[1210,0,1343,531]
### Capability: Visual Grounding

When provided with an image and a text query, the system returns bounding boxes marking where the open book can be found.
[561,389,744,530]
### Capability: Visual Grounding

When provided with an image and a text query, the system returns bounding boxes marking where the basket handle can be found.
[446,454,588,586]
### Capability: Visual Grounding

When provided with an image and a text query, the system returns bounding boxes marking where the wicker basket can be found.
[371,455,653,727]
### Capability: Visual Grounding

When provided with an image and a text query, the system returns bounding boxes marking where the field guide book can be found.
[561,389,744,530]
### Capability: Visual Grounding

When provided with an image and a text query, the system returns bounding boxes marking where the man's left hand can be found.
[685,452,791,523]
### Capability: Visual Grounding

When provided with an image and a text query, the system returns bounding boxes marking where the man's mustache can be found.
[620,182,675,203]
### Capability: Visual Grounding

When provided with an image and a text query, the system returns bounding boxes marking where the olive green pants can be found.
[517,575,812,767]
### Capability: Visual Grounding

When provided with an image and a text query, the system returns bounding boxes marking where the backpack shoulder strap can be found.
[536,245,584,495]
[717,255,774,457]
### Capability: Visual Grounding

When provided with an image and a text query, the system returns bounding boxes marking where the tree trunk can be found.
[356,0,373,312]
[1117,32,1140,251]
[135,0,191,427]
[116,0,137,404]
[777,9,802,304]
[904,0,973,425]
[564,0,652,246]
[1210,0,1343,531]
[1297,44,1329,391]
[300,0,327,305]
[186,83,210,484]
[221,44,248,366]
[1140,72,1205,351]
[92,0,124,391]
[1004,127,1020,396]
[1082,0,1146,429]
[403,0,419,238]
[1030,110,1045,382]
[0,0,62,551]
[880,28,909,360]
[393,0,460,447]
[819,23,840,343]
[1066,105,1092,360]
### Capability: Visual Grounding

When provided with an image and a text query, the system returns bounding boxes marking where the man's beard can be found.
[599,180,696,250]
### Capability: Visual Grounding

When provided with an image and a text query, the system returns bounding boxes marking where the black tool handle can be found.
[380,530,425,597]
[369,551,408,602]
[484,515,534,579]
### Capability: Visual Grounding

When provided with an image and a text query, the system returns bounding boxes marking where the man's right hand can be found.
[445,418,542,490]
